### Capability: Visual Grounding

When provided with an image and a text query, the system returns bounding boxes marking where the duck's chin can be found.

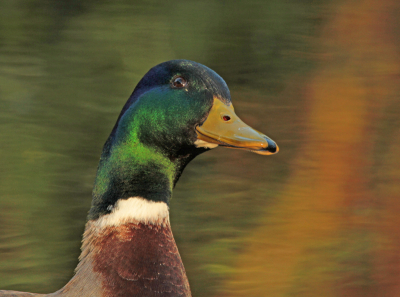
[194,139,219,149]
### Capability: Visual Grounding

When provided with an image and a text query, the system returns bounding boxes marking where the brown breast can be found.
[92,222,191,297]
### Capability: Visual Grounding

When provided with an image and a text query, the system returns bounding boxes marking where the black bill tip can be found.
[265,137,278,153]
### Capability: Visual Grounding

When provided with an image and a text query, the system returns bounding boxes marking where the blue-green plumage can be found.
[89,60,232,220]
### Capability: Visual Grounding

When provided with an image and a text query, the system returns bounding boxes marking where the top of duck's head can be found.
[89,60,278,220]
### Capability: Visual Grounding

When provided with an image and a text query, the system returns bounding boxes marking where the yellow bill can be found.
[196,97,278,155]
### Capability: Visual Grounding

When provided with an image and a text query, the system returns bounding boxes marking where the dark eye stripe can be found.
[172,76,187,88]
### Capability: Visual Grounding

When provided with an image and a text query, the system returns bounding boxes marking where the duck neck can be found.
[61,133,196,296]
[88,135,183,220]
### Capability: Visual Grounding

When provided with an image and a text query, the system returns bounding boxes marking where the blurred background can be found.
[1,0,399,296]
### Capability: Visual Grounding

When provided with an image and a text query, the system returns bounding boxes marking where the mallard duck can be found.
[0,60,278,297]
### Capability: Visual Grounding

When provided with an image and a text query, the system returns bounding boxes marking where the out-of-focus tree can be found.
[219,0,400,296]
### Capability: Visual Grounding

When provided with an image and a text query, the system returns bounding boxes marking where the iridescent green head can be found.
[89,60,278,220]
[111,60,231,157]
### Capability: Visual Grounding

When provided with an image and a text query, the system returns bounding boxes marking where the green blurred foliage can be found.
[0,0,338,296]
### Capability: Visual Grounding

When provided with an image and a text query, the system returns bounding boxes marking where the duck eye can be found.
[172,76,187,88]
[222,115,231,122]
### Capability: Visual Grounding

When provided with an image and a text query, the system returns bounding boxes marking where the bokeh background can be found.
[1,0,400,296]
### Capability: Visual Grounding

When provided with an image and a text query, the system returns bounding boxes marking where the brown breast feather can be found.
[92,222,192,297]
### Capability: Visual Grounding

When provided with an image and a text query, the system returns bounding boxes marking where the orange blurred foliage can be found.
[219,0,400,296]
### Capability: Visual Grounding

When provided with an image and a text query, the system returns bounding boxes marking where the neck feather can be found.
[93,197,170,228]
[88,135,178,220]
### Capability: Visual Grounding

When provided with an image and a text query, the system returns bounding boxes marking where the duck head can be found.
[89,60,278,220]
